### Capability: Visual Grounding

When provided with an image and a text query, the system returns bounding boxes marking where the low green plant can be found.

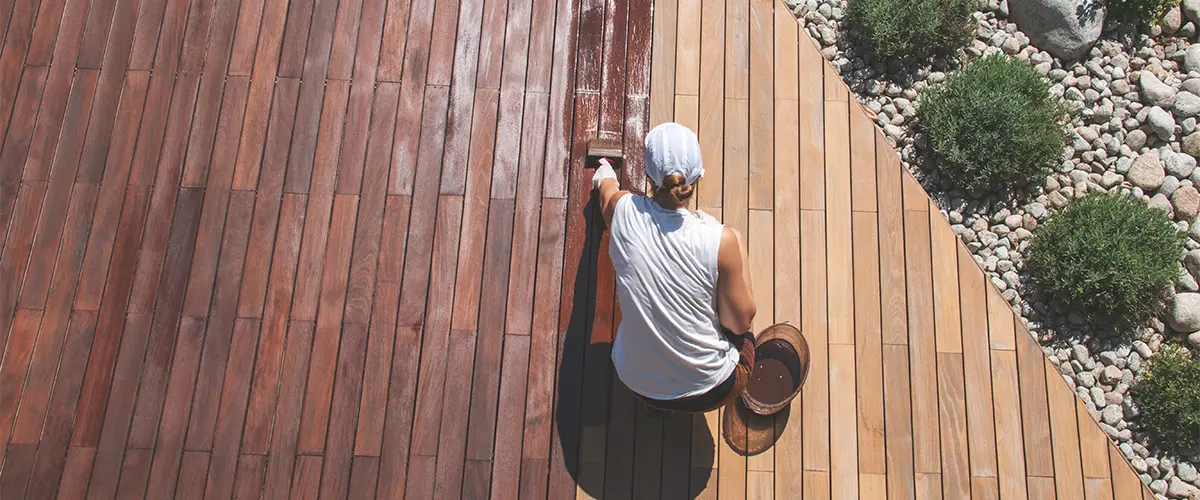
[1130,344,1200,452]
[1105,0,1179,22]
[919,55,1070,194]
[1026,195,1183,329]
[845,0,975,61]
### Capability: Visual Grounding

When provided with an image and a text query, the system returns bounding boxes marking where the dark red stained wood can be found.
[26,0,77,65]
[16,111,92,310]
[475,0,507,89]
[179,0,246,189]
[0,66,46,186]
[0,310,43,453]
[183,191,255,450]
[541,0,579,199]
[174,451,211,500]
[232,454,267,499]
[431,329,479,498]
[350,0,386,82]
[408,197,466,457]
[203,319,262,500]
[125,74,200,310]
[53,446,95,500]
[126,69,189,186]
[395,87,451,324]
[231,52,299,190]
[353,195,410,455]
[386,0,437,194]
[240,194,306,454]
[438,0,485,195]
[182,77,252,317]
[224,0,265,74]
[297,194,359,454]
[490,335,531,499]
[141,316,208,498]
[290,455,323,500]
[231,0,300,188]
[342,83,400,324]
[236,80,302,318]
[277,0,316,77]
[326,0,364,80]
[575,0,603,92]
[348,456,380,498]
[334,81,374,195]
[10,184,98,443]
[290,81,351,318]
[75,0,119,67]
[519,458,550,500]
[81,313,153,499]
[0,1,49,144]
[126,0,167,69]
[15,66,96,184]
[376,324,421,499]
[490,89,524,200]
[0,183,46,359]
[112,448,154,499]
[403,456,437,500]
[450,89,499,332]
[68,185,159,449]
[506,93,549,335]
[525,0,555,92]
[260,321,316,498]
[375,0,414,81]
[425,0,459,85]
[464,199,515,463]
[69,71,150,309]
[599,0,630,135]
[462,459,492,499]
[317,322,369,500]
[283,67,347,195]
[522,198,566,466]
[22,311,97,499]
[624,0,653,96]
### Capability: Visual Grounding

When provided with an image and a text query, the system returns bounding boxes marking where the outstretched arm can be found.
[593,158,630,227]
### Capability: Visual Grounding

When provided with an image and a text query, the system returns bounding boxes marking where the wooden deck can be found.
[0,0,1157,497]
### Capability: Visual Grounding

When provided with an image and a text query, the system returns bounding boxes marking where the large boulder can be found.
[1008,0,1105,60]
[1167,292,1200,333]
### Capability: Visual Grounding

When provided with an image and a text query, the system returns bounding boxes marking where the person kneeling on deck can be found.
[591,122,757,414]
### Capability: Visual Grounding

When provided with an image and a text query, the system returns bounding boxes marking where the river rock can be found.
[1168,292,1200,332]
[1142,72,1179,109]
[1008,0,1105,60]
[1149,106,1177,140]
[1129,152,1166,190]
[1173,185,1200,221]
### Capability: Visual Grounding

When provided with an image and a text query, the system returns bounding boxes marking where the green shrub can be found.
[919,55,1070,193]
[1130,344,1200,452]
[1027,195,1183,329]
[845,0,975,60]
[1105,0,1178,22]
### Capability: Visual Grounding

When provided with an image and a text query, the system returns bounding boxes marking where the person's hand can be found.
[592,158,617,190]
[696,209,719,224]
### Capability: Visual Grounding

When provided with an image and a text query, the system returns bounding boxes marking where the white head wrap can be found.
[644,122,703,186]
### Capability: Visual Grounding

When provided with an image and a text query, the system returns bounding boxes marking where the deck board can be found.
[0,0,1150,497]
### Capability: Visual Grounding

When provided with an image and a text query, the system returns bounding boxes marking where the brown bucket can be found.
[740,323,809,416]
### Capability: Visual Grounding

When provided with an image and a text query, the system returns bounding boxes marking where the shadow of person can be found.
[555,194,716,499]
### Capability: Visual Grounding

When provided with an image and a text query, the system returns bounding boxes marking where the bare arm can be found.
[597,177,630,227]
[716,227,756,334]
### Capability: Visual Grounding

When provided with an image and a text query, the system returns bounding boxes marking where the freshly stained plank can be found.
[450,90,499,331]
[491,335,531,498]
[825,100,853,345]
[376,325,422,499]
[507,93,551,335]
[298,194,359,454]
[233,455,267,499]
[853,212,886,476]
[0,184,45,353]
[991,349,1029,500]
[141,316,209,498]
[203,319,263,500]
[0,310,43,454]
[53,446,94,500]
[936,353,970,500]
[830,344,860,498]
[317,322,370,499]
[429,329,478,497]
[801,210,829,472]
[261,321,317,498]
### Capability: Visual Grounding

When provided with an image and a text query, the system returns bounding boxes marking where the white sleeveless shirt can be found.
[608,195,738,400]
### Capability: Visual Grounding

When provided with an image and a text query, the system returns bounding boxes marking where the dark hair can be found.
[652,174,695,209]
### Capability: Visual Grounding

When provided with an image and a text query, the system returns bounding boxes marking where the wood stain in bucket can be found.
[746,339,801,405]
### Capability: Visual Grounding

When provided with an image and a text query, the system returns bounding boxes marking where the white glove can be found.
[592,158,618,190]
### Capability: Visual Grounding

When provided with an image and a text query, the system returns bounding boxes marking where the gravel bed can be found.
[785,0,1200,496]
